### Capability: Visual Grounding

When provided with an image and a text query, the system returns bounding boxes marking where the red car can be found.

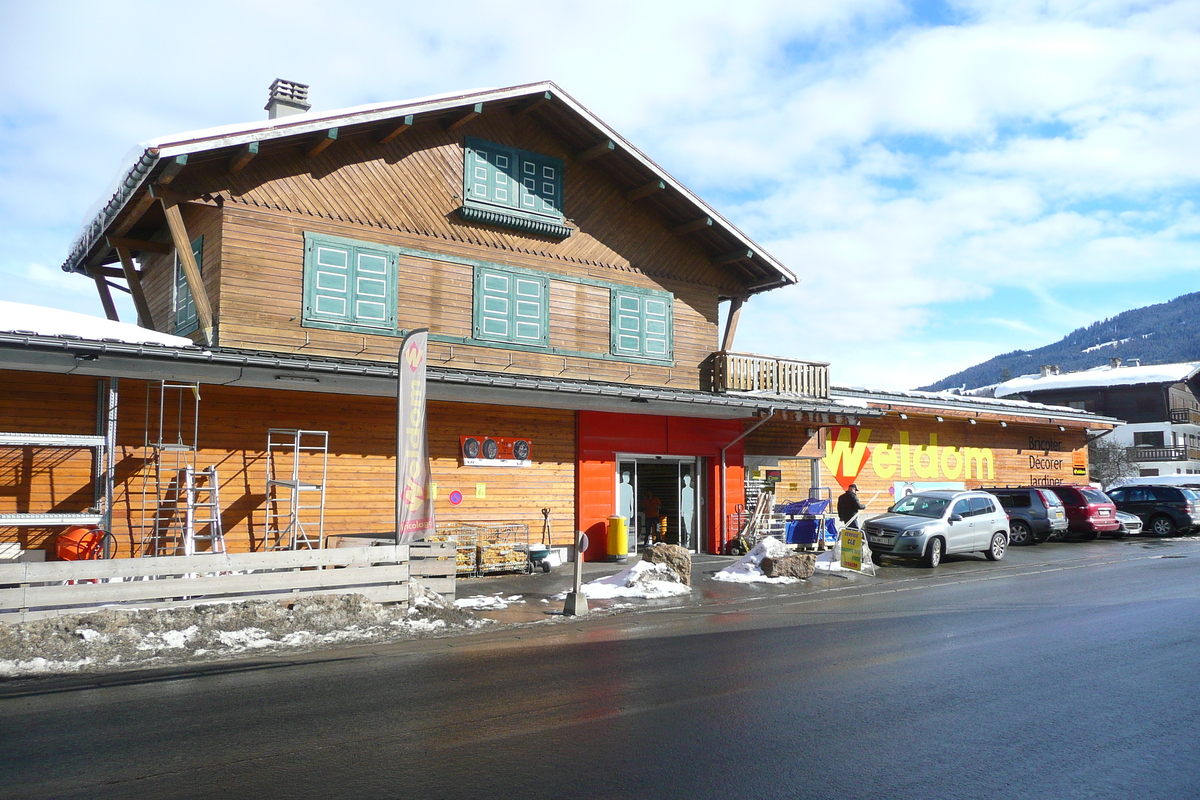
[1047,486,1120,539]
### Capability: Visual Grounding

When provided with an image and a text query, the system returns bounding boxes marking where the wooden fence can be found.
[0,541,456,623]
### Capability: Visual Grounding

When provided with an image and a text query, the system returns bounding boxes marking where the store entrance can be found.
[615,456,702,553]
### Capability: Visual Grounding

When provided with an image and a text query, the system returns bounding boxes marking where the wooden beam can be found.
[105,279,131,295]
[148,184,205,206]
[156,155,187,185]
[305,128,338,158]
[713,249,754,265]
[115,246,156,330]
[672,217,712,236]
[160,201,214,345]
[377,114,414,144]
[444,103,483,131]
[229,141,258,173]
[720,297,745,352]
[111,189,158,237]
[92,272,119,322]
[106,236,172,255]
[576,139,615,163]
[93,266,131,278]
[625,180,665,202]
[511,91,552,117]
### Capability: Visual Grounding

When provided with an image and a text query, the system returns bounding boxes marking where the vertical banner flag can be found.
[397,329,436,543]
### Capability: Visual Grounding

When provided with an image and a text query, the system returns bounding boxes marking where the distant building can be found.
[995,360,1200,478]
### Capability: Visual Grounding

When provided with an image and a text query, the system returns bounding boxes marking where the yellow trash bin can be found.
[607,515,629,563]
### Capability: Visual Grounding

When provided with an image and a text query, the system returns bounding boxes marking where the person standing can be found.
[837,484,866,527]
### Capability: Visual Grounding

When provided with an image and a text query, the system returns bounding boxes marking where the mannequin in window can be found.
[680,474,695,548]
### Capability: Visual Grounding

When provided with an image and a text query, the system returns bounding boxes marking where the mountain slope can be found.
[920,291,1200,392]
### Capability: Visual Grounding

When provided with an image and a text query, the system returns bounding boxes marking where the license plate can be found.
[1098,509,1110,516]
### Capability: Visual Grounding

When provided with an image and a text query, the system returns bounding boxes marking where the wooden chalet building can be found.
[2,80,878,562]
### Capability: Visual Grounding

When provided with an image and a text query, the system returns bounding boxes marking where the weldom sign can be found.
[396,329,436,543]
[822,427,995,491]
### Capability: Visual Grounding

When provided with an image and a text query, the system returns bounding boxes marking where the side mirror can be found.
[887,504,896,513]
[949,513,964,523]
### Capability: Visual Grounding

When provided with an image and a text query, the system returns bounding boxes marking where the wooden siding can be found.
[136,203,223,344]
[2,372,576,558]
[145,107,737,387]
[771,415,1090,520]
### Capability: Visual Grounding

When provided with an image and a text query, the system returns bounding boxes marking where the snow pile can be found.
[712,536,801,584]
[454,594,526,610]
[0,300,195,347]
[814,549,861,574]
[0,587,484,677]
[568,560,692,600]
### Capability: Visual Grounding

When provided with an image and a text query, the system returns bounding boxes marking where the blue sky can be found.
[2,0,1197,389]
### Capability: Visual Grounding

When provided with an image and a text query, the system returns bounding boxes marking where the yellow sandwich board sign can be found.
[841,528,863,571]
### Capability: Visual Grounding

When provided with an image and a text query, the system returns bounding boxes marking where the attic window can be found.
[459,137,571,239]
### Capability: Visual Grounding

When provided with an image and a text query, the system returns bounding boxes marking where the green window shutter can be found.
[464,137,564,225]
[465,141,518,212]
[474,266,548,347]
[517,153,562,218]
[174,236,203,335]
[303,233,397,331]
[611,288,673,360]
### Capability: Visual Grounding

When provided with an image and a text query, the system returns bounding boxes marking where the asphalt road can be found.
[2,536,1199,799]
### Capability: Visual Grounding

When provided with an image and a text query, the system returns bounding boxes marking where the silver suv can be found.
[864,490,1010,567]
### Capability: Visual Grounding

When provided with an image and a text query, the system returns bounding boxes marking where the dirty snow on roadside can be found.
[555,560,691,601]
[0,584,486,678]
[454,594,526,610]
[712,536,801,584]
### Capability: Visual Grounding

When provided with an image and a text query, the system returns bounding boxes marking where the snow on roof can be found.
[994,362,1200,398]
[0,301,196,348]
[831,385,1094,417]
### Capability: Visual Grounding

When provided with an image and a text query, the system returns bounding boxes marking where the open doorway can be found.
[615,456,702,553]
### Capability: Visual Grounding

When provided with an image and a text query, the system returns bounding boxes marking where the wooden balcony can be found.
[1169,407,1200,426]
[702,351,829,399]
[1127,446,1200,463]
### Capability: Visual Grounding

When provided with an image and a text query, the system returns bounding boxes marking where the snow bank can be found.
[0,301,195,347]
[565,560,691,600]
[0,588,485,677]
[453,594,526,610]
[712,536,801,584]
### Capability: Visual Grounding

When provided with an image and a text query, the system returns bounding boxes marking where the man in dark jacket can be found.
[837,484,866,526]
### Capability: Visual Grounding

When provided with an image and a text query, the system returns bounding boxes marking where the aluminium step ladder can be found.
[264,429,329,550]
[183,466,226,555]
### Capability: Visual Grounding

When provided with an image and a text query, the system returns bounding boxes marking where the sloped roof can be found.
[832,385,1121,426]
[994,362,1200,398]
[61,82,796,295]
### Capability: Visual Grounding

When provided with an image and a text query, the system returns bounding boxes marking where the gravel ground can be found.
[0,583,487,678]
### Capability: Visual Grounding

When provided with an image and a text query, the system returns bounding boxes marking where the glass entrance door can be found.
[615,456,703,553]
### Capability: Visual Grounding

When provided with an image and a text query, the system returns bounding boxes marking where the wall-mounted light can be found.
[899,413,908,420]
[969,419,977,425]
[935,416,944,422]
[1000,421,1007,427]
[1058,425,1066,432]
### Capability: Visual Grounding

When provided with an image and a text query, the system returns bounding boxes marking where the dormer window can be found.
[459,137,571,239]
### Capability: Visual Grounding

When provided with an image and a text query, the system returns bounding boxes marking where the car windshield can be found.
[891,495,950,518]
[1183,488,1199,501]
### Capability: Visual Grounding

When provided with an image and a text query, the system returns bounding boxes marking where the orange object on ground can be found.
[55,526,105,561]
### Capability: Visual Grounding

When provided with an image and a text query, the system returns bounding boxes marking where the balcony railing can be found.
[1169,407,1200,426]
[702,351,830,399]
[1127,446,1200,463]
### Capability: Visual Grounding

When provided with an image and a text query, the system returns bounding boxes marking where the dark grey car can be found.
[864,490,1010,567]
[978,486,1069,545]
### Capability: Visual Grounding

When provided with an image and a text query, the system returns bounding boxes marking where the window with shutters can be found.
[173,236,203,335]
[610,288,673,361]
[302,232,398,333]
[459,137,571,239]
[472,266,549,347]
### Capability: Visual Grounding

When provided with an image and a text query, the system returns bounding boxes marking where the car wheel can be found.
[984,531,1007,561]
[1079,530,1099,541]
[923,538,943,568]
[1150,515,1176,537]
[870,549,885,566]
[1049,529,1067,542]
[1009,521,1032,546]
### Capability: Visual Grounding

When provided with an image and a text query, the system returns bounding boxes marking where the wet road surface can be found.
[2,535,1198,799]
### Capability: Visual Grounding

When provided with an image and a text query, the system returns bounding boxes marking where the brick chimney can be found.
[1040,365,1053,377]
[265,79,310,119]
[1110,357,1122,368]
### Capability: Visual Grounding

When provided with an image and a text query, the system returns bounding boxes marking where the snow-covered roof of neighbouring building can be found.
[0,301,196,348]
[831,385,1122,425]
[994,362,1200,398]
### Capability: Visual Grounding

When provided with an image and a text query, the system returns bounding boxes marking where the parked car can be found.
[1046,486,1120,540]
[977,486,1068,545]
[864,490,1009,567]
[1116,510,1143,536]
[1105,484,1200,537]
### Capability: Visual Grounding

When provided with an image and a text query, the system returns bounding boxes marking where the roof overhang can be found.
[61,82,796,296]
[0,333,875,423]
[832,386,1123,428]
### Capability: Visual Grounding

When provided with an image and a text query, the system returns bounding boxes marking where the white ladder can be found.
[183,466,226,555]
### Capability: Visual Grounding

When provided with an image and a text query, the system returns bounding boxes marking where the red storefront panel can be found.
[576,410,745,560]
